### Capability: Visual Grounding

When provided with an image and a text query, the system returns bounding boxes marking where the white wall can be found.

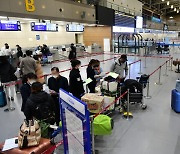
[0,23,77,48]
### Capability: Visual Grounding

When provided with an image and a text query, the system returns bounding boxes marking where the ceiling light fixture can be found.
[177,10,179,13]
[169,16,173,19]
[162,0,164,1]
[174,8,177,11]
[167,1,169,5]
[171,5,173,9]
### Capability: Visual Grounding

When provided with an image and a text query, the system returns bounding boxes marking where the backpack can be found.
[31,97,55,125]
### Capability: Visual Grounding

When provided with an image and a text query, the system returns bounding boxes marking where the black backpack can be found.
[32,98,55,124]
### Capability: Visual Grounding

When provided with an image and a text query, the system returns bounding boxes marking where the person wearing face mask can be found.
[69,59,85,99]
[20,73,37,112]
[48,67,69,126]
[111,54,128,83]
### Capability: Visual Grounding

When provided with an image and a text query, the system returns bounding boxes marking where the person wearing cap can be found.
[111,54,128,82]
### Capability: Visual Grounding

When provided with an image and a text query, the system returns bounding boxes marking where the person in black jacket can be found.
[48,67,69,125]
[0,56,17,102]
[24,82,55,125]
[86,59,97,93]
[69,60,84,99]
[20,73,37,112]
[68,43,77,60]
[41,44,50,57]
[16,45,23,58]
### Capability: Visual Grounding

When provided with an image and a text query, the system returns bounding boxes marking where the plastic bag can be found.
[93,114,114,135]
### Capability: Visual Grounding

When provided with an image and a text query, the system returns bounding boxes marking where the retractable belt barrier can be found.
[144,57,173,99]
[42,140,64,154]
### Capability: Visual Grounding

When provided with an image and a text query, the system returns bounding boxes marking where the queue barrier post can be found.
[155,66,162,85]
[168,55,171,67]
[163,61,168,77]
[91,116,97,154]
[129,65,131,79]
[144,56,147,68]
[123,89,133,120]
[144,79,152,99]
[4,86,15,112]
[169,58,173,71]
[138,59,143,74]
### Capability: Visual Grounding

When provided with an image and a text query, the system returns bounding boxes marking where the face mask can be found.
[29,80,36,85]
[52,75,58,79]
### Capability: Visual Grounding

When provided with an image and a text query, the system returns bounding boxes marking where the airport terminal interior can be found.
[0,0,180,154]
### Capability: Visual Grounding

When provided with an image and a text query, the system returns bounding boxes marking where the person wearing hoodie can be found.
[111,54,128,82]
[24,82,55,125]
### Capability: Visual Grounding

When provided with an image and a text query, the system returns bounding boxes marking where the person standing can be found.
[16,45,23,58]
[69,60,84,99]
[20,50,36,75]
[86,59,97,93]
[41,44,50,57]
[48,67,69,125]
[20,73,37,112]
[111,54,128,82]
[1,43,11,56]
[68,43,77,60]
[0,56,17,102]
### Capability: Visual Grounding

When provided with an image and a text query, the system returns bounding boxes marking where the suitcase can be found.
[0,86,7,107]
[0,138,52,154]
[171,89,180,113]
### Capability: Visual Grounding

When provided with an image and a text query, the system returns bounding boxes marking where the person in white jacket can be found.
[1,43,12,56]
[111,54,128,82]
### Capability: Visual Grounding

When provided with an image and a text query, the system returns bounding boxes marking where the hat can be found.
[120,54,128,61]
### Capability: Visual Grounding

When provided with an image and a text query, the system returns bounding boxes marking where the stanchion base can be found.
[155,82,162,85]
[4,107,15,112]
[144,96,152,99]
[123,112,133,119]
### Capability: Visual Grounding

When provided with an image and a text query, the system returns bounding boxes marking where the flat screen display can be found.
[66,24,84,32]
[31,22,58,31]
[136,16,143,29]
[0,20,21,31]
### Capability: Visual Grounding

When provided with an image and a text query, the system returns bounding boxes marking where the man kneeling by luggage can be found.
[24,82,56,138]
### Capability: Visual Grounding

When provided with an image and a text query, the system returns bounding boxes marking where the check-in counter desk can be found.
[91,45,102,53]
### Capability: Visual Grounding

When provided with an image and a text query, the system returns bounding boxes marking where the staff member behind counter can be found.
[111,54,128,82]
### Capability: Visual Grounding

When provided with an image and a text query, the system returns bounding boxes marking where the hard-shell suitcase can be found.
[171,89,180,113]
[0,86,7,107]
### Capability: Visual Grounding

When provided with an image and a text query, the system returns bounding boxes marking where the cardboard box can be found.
[81,93,104,114]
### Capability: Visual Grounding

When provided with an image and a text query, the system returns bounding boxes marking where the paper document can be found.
[2,137,18,151]
[84,78,93,85]
[108,72,119,79]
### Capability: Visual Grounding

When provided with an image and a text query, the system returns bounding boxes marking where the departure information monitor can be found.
[66,24,84,32]
[0,20,21,31]
[31,22,58,31]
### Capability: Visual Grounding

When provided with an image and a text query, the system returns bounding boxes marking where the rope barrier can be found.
[42,140,64,154]
[128,59,141,66]
[93,91,128,119]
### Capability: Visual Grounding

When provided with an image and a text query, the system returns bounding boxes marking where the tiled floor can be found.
[0,47,180,154]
